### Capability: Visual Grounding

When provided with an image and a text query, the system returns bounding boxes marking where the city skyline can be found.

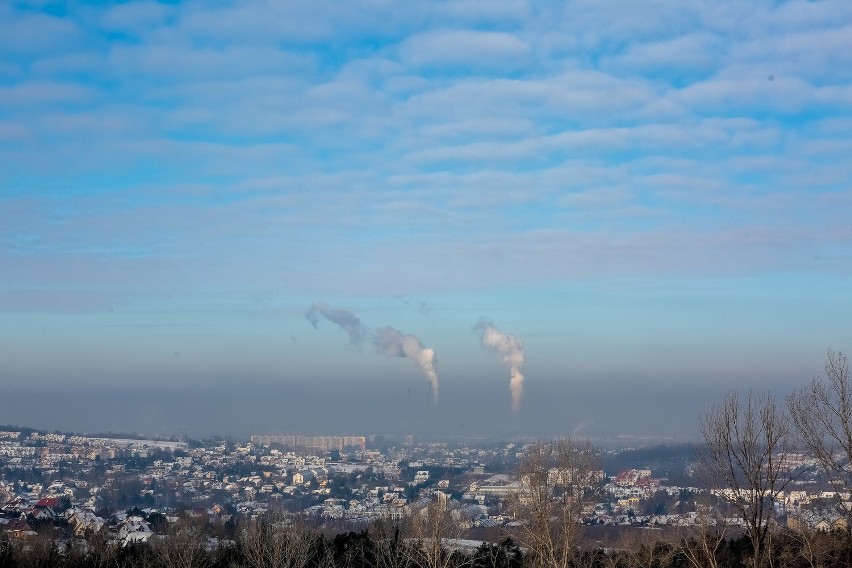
[2,0,852,438]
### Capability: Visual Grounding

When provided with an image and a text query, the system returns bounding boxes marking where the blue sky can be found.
[2,0,852,438]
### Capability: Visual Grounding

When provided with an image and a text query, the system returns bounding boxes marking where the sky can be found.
[2,0,852,441]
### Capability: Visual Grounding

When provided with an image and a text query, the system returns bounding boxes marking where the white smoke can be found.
[305,302,440,404]
[374,326,440,404]
[474,319,526,413]
[573,420,593,436]
[304,302,368,345]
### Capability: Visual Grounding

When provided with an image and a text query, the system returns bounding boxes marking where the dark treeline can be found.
[4,517,852,568]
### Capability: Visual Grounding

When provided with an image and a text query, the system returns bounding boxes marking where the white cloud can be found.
[0,122,32,142]
[99,1,173,33]
[601,32,725,77]
[0,7,82,57]
[0,80,95,106]
[398,29,531,72]
[107,43,317,82]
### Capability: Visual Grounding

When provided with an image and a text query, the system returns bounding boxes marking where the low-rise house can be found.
[788,509,849,533]
[68,510,106,537]
[414,470,430,484]
[118,516,153,545]
[0,517,36,539]
[29,505,57,521]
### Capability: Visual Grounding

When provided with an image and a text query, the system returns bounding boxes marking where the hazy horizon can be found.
[0,368,806,443]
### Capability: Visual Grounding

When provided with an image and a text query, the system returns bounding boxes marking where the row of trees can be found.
[699,349,852,568]
[0,517,521,568]
[6,514,852,568]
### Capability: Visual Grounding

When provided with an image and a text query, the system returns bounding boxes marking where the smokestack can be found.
[474,319,526,413]
[304,302,368,345]
[374,326,440,404]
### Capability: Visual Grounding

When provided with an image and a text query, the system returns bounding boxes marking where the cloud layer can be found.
[1,1,851,302]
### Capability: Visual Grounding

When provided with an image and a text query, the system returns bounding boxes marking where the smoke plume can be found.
[374,326,440,404]
[474,319,526,413]
[304,302,369,345]
[305,302,440,404]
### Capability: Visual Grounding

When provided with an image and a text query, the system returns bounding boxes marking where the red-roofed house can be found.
[36,496,61,508]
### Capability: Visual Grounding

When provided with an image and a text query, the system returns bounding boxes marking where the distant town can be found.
[0,424,842,550]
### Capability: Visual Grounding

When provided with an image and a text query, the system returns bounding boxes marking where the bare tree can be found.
[121,542,157,568]
[788,349,852,566]
[238,515,316,568]
[789,350,852,511]
[781,524,841,568]
[0,533,13,568]
[370,519,418,568]
[470,538,521,568]
[678,505,728,568]
[409,499,468,568]
[332,529,374,568]
[569,547,606,568]
[620,529,677,568]
[148,524,212,568]
[83,528,122,568]
[510,438,599,568]
[316,538,339,568]
[700,390,794,568]
[16,528,62,568]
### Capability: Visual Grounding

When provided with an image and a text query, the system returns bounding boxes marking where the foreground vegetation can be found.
[4,515,852,568]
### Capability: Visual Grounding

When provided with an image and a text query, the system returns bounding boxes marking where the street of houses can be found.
[0,429,844,545]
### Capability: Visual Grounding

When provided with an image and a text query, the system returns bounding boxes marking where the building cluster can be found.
[250,435,366,452]
[0,429,849,543]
